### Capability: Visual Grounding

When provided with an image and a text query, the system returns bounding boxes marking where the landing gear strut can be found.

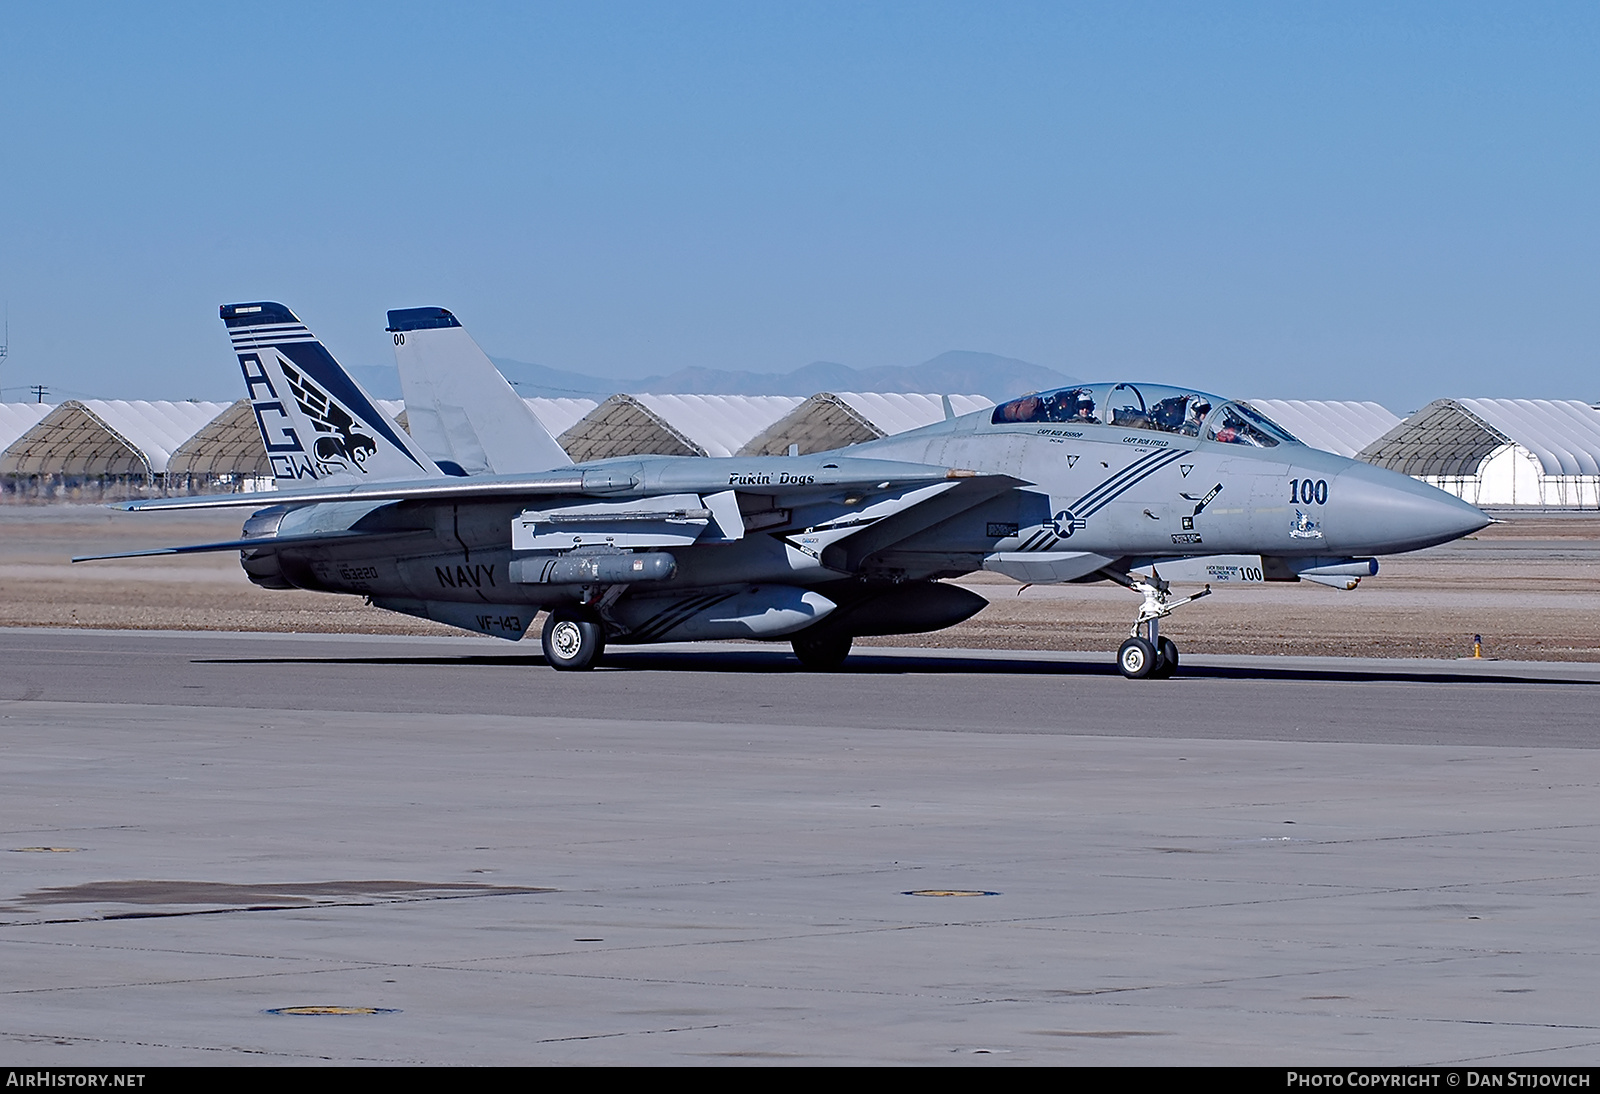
[1107,570,1209,680]
[542,609,606,671]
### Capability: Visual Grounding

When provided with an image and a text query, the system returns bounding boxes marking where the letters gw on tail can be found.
[223,302,441,485]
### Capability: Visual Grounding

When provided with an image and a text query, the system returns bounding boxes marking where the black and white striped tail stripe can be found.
[230,323,317,349]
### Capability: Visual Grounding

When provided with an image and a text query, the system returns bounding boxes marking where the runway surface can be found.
[2,628,1599,1064]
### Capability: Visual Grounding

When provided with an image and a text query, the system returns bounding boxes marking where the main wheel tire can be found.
[1117,636,1157,679]
[791,632,853,670]
[541,610,605,671]
[1151,636,1179,679]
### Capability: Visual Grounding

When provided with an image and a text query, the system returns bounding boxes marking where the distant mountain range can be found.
[349,350,1077,404]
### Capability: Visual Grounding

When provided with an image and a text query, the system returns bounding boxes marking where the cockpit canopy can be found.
[990,382,1301,448]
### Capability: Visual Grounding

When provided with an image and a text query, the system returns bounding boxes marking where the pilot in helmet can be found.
[1043,389,1078,422]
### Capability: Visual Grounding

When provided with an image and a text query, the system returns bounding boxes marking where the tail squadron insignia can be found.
[281,359,378,472]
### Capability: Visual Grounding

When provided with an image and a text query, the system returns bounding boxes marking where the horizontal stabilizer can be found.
[72,528,432,562]
[113,473,590,511]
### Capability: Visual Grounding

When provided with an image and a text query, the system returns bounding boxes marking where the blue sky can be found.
[1,2,1595,410]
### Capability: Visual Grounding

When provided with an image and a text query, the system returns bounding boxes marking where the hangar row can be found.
[3,393,1599,509]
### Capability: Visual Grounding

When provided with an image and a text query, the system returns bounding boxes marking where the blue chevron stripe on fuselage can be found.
[1068,447,1188,520]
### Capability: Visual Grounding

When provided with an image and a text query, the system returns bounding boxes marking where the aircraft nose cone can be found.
[1323,462,1490,555]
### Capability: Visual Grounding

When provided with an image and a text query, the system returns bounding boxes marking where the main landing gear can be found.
[542,609,606,671]
[1107,570,1210,680]
[791,631,853,670]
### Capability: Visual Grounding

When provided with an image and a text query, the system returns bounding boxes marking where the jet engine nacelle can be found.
[239,505,294,590]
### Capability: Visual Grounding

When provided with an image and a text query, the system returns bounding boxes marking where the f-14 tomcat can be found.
[83,302,1489,678]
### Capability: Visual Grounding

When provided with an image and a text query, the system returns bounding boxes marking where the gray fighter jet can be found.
[83,302,1489,679]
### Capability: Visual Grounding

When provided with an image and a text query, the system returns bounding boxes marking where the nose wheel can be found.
[1118,636,1157,678]
[1154,636,1178,678]
[1106,568,1207,680]
[1117,633,1178,679]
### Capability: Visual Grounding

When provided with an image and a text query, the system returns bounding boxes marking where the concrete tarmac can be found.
[2,629,1599,1065]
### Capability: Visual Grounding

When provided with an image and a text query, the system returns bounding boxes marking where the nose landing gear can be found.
[1107,570,1210,680]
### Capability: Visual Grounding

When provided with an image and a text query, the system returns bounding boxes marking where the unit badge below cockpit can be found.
[1290,510,1324,539]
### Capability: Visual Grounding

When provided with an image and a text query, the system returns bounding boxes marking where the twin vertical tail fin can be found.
[387,307,572,474]
[222,302,442,486]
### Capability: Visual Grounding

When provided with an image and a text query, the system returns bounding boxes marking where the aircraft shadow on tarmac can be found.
[191,649,1593,686]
